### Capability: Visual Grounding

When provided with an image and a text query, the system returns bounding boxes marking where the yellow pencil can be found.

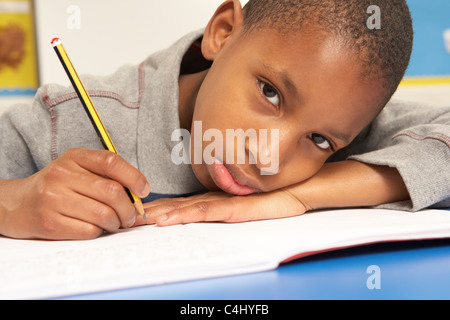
[51,37,145,218]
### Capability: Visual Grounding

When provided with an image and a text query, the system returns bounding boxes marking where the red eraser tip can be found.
[51,38,62,46]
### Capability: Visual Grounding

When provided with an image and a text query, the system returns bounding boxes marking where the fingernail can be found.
[128,215,136,228]
[141,182,151,197]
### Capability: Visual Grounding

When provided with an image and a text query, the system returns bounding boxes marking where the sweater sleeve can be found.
[0,88,54,180]
[328,100,450,211]
[0,106,38,179]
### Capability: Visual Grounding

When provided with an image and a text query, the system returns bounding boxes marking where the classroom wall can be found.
[35,0,234,86]
[0,0,234,112]
[393,0,450,107]
[0,0,449,114]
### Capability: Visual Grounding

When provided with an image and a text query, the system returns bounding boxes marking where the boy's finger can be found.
[56,218,105,241]
[71,175,138,229]
[152,196,265,226]
[57,191,123,232]
[65,148,151,198]
[152,192,306,226]
[50,161,138,229]
[142,192,232,210]
[32,212,104,241]
[153,199,232,226]
[141,193,232,225]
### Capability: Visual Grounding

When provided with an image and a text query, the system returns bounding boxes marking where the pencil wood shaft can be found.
[52,38,145,217]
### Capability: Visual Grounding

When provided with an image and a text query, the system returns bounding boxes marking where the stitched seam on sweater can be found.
[49,107,59,160]
[41,85,59,160]
[41,63,145,159]
[394,131,450,149]
[42,89,142,109]
[138,61,146,100]
[42,62,146,110]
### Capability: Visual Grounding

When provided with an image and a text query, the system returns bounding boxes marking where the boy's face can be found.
[188,27,386,195]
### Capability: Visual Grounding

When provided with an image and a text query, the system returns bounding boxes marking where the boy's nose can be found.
[246,129,281,176]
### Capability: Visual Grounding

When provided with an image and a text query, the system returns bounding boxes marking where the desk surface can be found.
[64,237,450,300]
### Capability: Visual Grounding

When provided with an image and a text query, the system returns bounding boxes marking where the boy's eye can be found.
[309,133,332,150]
[258,81,281,107]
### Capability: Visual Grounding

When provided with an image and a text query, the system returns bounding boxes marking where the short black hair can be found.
[242,0,413,102]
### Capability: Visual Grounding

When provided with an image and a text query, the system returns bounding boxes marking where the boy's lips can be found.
[211,160,260,196]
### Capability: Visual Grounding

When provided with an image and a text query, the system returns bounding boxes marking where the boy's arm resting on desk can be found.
[330,100,450,211]
[144,101,450,226]
[142,160,408,226]
[284,160,411,212]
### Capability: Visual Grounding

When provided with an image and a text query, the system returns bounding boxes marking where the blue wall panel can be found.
[406,0,450,77]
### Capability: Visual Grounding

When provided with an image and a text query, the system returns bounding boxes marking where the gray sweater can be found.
[1,30,449,210]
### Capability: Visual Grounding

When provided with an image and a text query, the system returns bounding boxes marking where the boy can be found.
[0,0,449,240]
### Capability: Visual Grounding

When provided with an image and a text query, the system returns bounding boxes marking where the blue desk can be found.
[64,237,450,300]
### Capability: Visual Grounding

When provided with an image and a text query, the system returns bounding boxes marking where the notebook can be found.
[1,208,449,299]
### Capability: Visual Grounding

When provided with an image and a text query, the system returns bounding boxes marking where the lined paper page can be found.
[1,208,449,299]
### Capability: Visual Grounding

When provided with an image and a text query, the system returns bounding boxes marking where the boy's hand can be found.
[136,161,410,227]
[136,189,307,227]
[0,148,150,240]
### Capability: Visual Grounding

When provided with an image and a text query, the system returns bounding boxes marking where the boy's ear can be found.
[202,0,243,61]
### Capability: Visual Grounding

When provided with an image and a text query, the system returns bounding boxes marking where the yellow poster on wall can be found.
[0,0,39,96]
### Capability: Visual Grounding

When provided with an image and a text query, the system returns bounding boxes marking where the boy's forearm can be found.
[283,160,410,211]
[0,180,12,235]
